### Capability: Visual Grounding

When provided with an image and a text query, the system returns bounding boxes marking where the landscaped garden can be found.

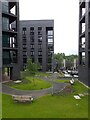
[1,59,89,118]
[4,75,52,90]
[4,59,52,90]
[2,80,89,118]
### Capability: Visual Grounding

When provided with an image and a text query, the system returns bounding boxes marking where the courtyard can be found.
[1,72,89,118]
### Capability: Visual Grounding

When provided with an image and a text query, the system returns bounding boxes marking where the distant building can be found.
[0,0,20,81]
[19,20,54,71]
[79,1,90,86]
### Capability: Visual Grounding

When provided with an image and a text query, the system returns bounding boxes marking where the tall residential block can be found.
[19,20,54,72]
[79,1,90,86]
[0,0,20,81]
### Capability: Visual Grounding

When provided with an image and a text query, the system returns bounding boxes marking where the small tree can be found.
[26,59,38,85]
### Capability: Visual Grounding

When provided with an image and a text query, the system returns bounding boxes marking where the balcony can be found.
[80,14,85,23]
[2,2,17,17]
[3,58,17,65]
[2,29,17,35]
[79,1,85,8]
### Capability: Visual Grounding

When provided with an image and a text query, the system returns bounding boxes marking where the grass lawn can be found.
[4,76,52,90]
[0,93,2,119]
[55,79,70,83]
[2,81,89,118]
[35,72,51,77]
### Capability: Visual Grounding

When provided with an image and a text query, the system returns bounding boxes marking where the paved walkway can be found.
[0,73,69,99]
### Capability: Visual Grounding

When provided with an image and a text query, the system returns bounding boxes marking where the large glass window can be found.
[3,51,10,64]
[48,38,53,43]
[2,17,9,30]
[2,2,9,13]
[48,30,53,36]
[2,34,10,47]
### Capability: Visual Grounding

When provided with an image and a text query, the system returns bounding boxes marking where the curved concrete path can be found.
[2,82,68,99]
[1,73,69,99]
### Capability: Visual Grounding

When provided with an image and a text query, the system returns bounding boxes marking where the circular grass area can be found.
[5,76,52,90]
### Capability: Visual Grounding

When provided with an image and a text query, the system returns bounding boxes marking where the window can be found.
[46,27,54,46]
[38,51,42,56]
[2,17,9,30]
[38,58,42,65]
[30,31,34,35]
[22,28,26,34]
[48,38,53,43]
[48,30,53,36]
[30,27,34,31]
[10,37,17,48]
[38,31,42,35]
[30,36,34,42]
[23,38,26,44]
[38,27,42,30]
[48,42,53,45]
[31,44,34,49]
[2,2,9,13]
[38,36,42,42]
[23,45,27,48]
[23,52,27,56]
[23,58,27,63]
[3,50,17,64]
[38,44,42,49]
[31,51,34,56]
[2,34,10,47]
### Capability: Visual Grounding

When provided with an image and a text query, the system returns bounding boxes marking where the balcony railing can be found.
[3,58,17,64]
[2,4,16,16]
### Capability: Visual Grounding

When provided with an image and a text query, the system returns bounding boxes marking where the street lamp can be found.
[50,51,54,95]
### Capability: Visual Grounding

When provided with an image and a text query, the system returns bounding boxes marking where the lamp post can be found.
[51,51,54,95]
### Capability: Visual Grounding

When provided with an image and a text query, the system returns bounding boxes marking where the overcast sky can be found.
[19,0,79,55]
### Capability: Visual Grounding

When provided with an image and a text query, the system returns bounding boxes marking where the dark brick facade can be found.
[19,20,54,72]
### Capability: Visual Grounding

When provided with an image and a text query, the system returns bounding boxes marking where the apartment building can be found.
[0,0,20,81]
[19,20,54,72]
[79,1,90,86]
